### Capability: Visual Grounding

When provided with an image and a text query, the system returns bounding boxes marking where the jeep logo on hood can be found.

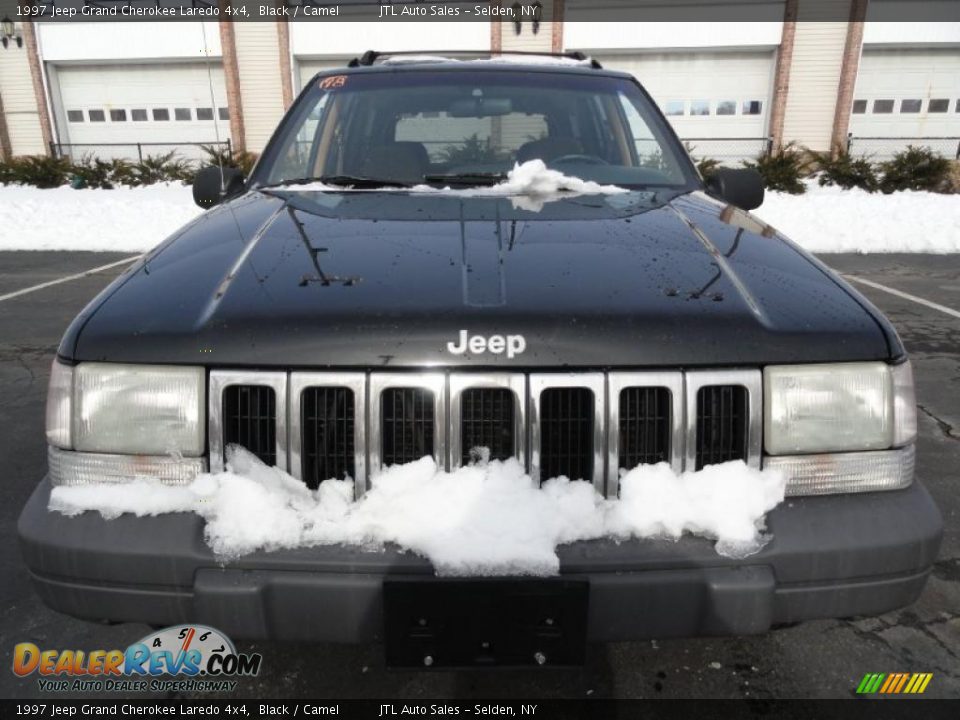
[447,330,526,359]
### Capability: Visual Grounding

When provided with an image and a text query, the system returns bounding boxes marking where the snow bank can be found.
[2,174,954,254]
[753,179,960,254]
[49,446,786,576]
[0,183,203,252]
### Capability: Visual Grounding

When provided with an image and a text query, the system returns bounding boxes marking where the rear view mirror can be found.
[193,166,245,208]
[448,98,513,118]
[705,168,765,211]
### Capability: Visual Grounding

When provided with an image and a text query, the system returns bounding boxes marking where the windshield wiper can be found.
[422,172,507,187]
[261,175,412,190]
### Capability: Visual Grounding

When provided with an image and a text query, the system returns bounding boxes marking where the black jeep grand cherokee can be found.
[19,53,942,666]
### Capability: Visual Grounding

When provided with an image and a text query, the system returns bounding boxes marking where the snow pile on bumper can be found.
[48,447,786,576]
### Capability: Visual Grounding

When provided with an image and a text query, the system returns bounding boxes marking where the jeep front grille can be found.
[381,387,436,466]
[222,384,277,466]
[538,387,595,483]
[695,385,748,470]
[301,386,355,488]
[460,388,515,464]
[210,369,761,498]
[619,387,671,468]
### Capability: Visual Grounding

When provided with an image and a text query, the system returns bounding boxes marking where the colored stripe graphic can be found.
[857,672,932,694]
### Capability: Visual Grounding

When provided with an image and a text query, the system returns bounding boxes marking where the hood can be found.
[62,189,900,368]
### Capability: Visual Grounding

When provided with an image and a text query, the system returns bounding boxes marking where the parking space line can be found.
[0,255,142,303]
[845,274,960,321]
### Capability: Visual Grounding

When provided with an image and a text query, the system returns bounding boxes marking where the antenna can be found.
[200,21,226,191]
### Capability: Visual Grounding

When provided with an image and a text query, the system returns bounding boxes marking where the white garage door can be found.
[297,57,352,92]
[592,51,775,163]
[55,63,230,161]
[849,49,960,159]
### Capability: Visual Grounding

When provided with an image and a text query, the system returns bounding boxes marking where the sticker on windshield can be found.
[319,75,348,90]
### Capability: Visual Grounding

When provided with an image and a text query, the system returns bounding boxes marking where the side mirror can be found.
[705,168,765,211]
[193,166,245,209]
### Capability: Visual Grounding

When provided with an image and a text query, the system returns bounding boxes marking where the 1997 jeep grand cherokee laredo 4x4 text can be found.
[18,52,942,667]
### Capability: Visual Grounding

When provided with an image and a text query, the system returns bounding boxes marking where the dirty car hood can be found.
[62,189,899,367]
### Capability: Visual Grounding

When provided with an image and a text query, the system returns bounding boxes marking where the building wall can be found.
[780,18,849,151]
[500,21,554,53]
[233,22,285,152]
[38,22,221,62]
[0,43,46,156]
[564,21,783,50]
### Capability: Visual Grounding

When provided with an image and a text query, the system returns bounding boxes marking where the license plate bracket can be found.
[383,578,589,668]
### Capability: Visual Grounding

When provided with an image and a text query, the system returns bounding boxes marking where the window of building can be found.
[742,100,762,115]
[131,109,148,121]
[153,108,170,121]
[109,109,127,122]
[664,101,684,116]
[218,107,230,121]
[928,99,949,113]
[872,99,894,114]
[716,100,736,116]
[690,100,710,116]
[852,99,867,114]
[67,110,84,123]
[196,107,214,121]
[88,109,105,122]
[900,99,922,113]
[174,108,192,121]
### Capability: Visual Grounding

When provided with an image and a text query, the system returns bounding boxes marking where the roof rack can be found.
[346,49,603,69]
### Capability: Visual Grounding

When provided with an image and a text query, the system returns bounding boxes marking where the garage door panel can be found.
[850,49,960,144]
[56,63,230,160]
[593,51,774,139]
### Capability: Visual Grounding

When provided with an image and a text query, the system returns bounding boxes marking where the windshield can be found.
[256,68,697,191]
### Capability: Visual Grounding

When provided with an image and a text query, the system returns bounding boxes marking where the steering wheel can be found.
[550,154,611,166]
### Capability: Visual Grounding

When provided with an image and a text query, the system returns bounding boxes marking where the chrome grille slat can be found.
[289,372,366,498]
[209,368,763,498]
[369,372,447,477]
[449,373,526,470]
[529,373,606,493]
[607,372,684,493]
[684,369,762,471]
[209,370,287,474]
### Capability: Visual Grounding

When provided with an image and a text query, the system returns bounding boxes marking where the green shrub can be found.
[130,151,195,186]
[201,145,259,176]
[812,149,878,192]
[743,143,810,194]
[878,146,953,194]
[0,155,72,188]
[695,157,721,181]
[69,154,118,189]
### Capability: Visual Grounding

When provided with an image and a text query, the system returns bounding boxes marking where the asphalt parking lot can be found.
[1,251,957,700]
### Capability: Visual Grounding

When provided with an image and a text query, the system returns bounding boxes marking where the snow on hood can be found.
[269,160,629,213]
[49,446,786,576]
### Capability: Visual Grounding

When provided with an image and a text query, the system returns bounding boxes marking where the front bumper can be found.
[19,477,942,642]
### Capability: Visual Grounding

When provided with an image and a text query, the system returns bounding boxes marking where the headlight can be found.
[73,363,205,456]
[764,361,904,455]
[45,360,73,449]
[45,361,207,486]
[763,361,917,496]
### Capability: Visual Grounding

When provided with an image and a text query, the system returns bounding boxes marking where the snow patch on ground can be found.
[49,446,786,576]
[753,179,960,254]
[0,183,203,252]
